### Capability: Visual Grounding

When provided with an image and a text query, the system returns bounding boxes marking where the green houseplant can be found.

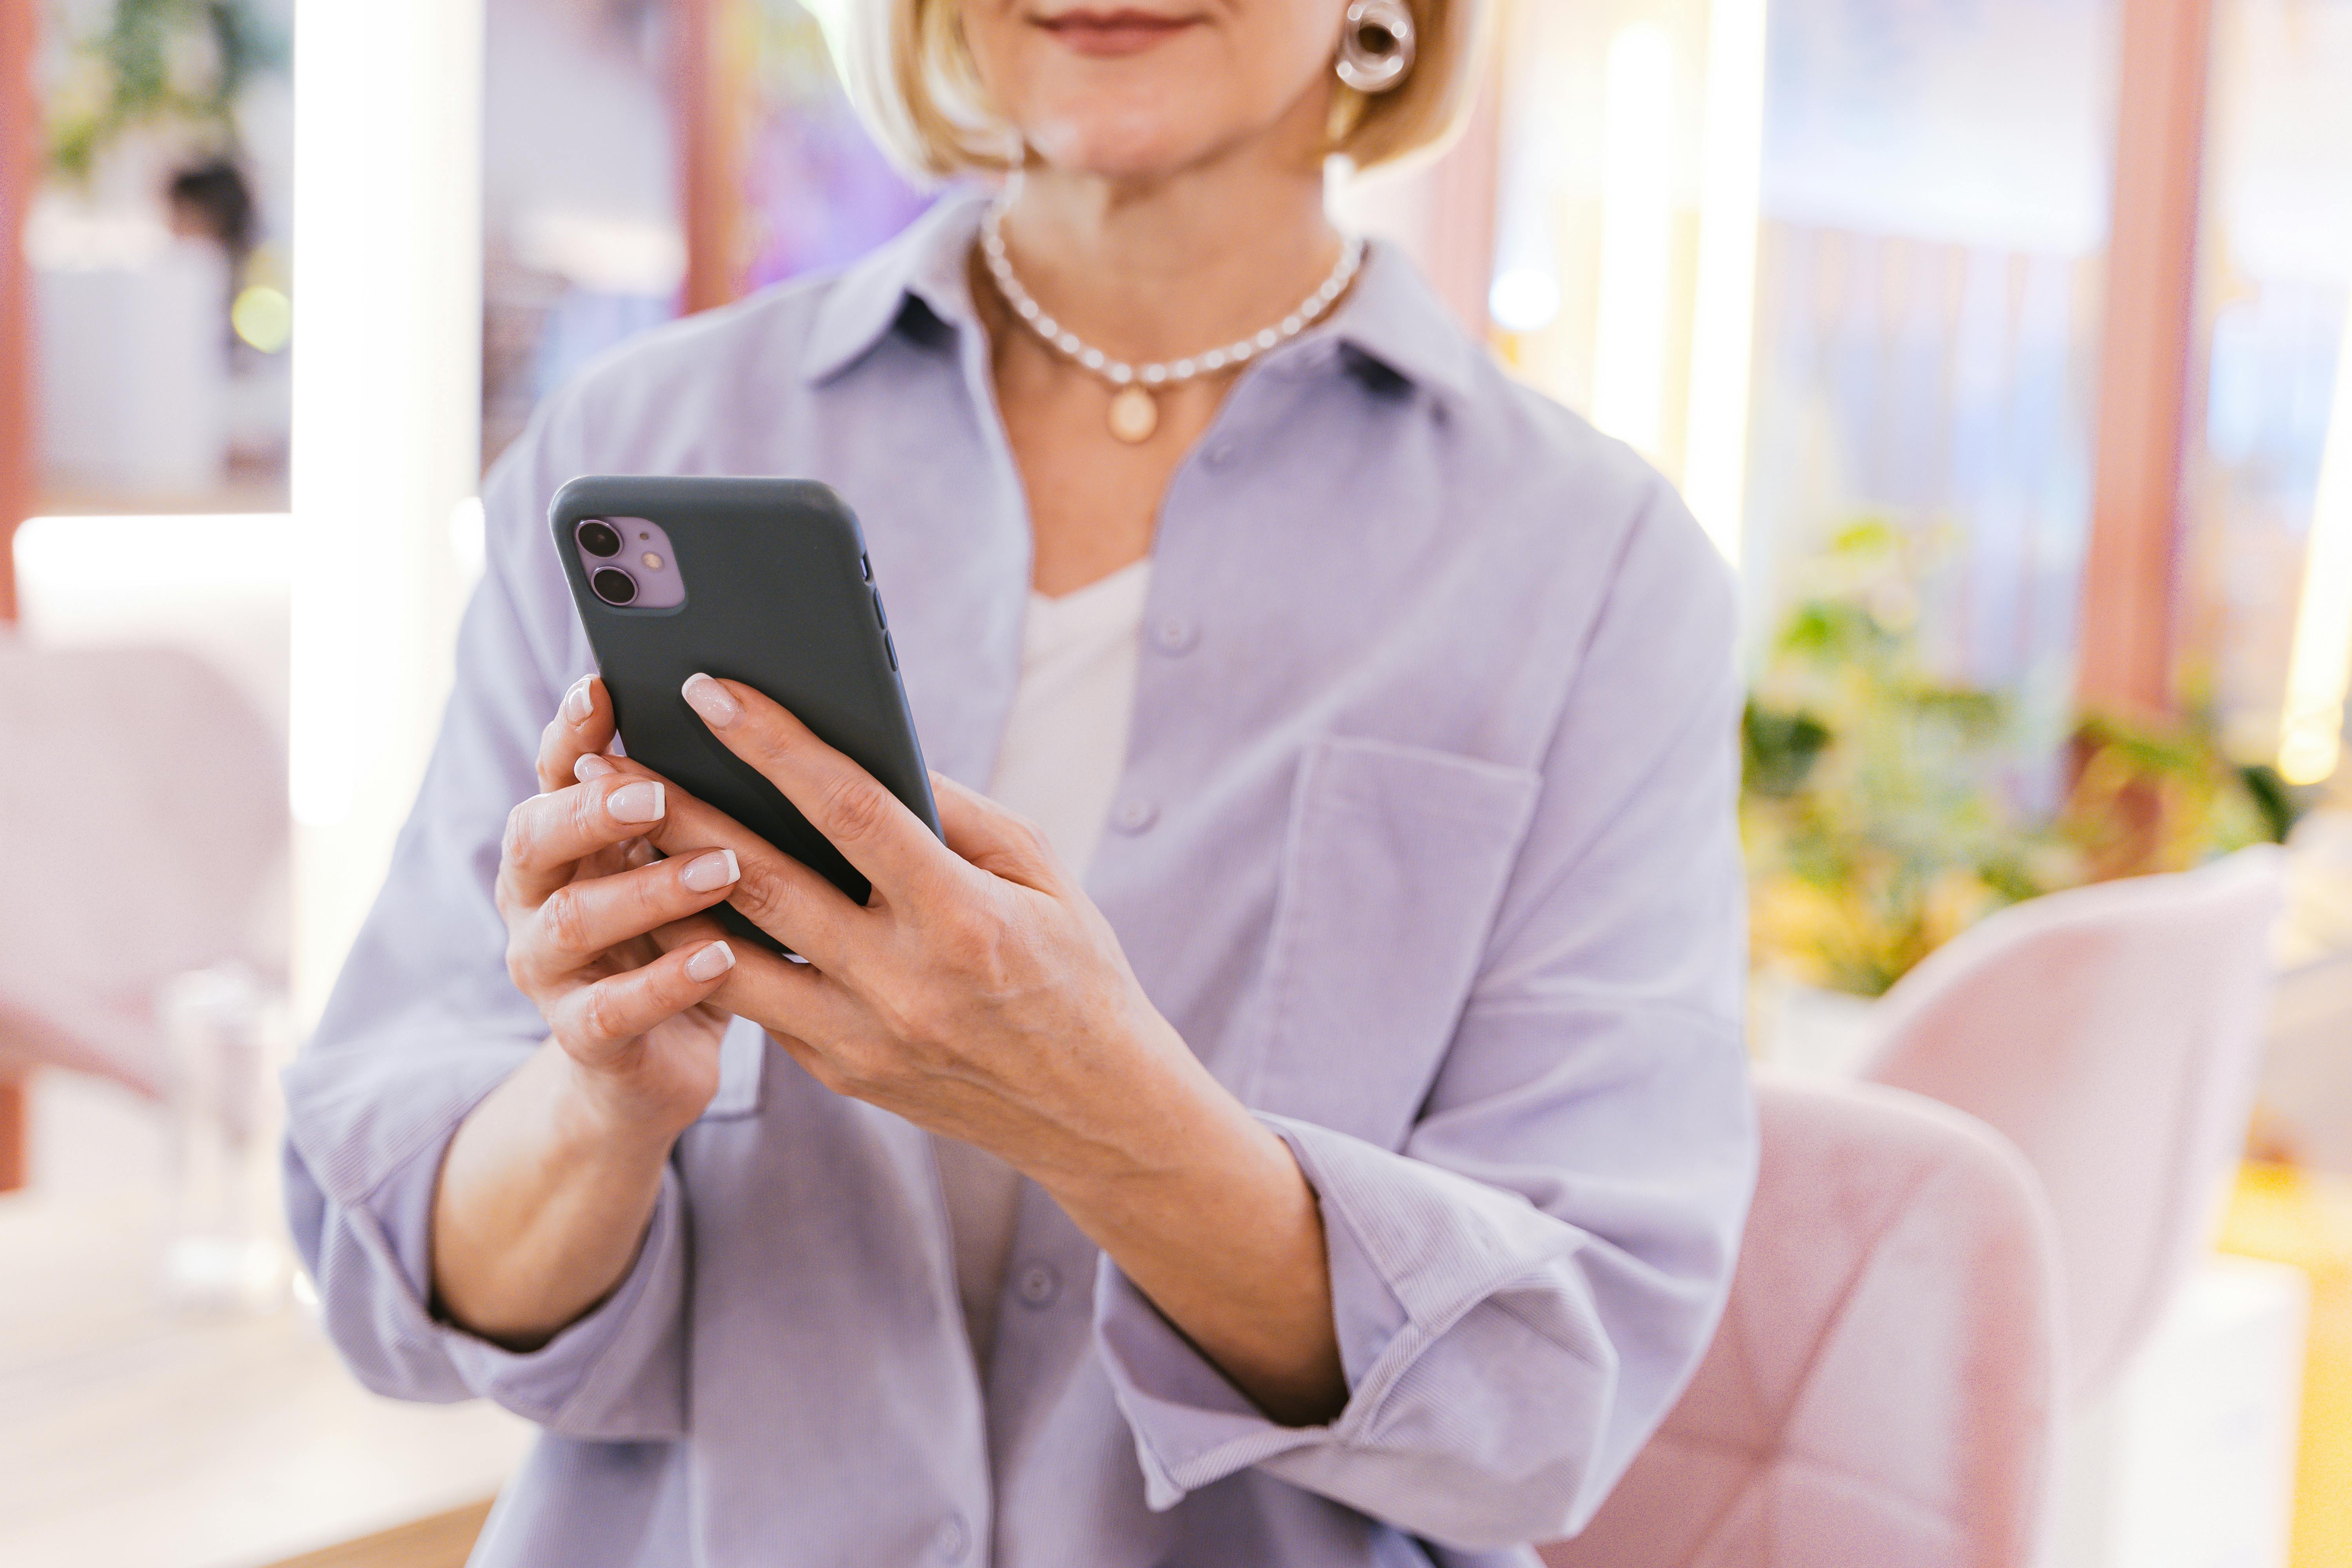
[44,0,283,181]
[1742,521,2294,999]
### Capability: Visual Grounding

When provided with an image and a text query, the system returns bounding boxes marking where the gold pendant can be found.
[1107,384,1159,444]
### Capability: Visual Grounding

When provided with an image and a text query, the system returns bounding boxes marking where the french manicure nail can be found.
[685,941,736,982]
[574,753,615,782]
[680,849,739,892]
[682,672,742,728]
[563,677,594,723]
[607,780,666,824]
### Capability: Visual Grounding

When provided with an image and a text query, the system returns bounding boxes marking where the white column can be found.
[289,0,484,1024]
[1590,22,1679,461]
[1684,0,1769,567]
[2279,304,2352,787]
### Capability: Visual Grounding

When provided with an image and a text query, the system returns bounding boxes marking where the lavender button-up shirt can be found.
[283,191,1755,1568]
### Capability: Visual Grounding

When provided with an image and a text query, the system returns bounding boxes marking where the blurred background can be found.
[2,0,2350,1564]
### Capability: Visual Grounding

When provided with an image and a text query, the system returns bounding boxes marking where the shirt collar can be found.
[799,189,991,383]
[1314,238,1482,407]
[799,185,1482,408]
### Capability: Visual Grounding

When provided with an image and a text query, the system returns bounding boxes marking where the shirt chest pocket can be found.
[1242,735,1541,1151]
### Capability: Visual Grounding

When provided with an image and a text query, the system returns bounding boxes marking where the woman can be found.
[283,0,1756,1561]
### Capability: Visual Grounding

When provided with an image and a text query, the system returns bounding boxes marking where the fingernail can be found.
[574,753,615,782]
[679,848,739,893]
[606,780,665,824]
[682,673,741,728]
[685,941,735,982]
[563,677,594,724]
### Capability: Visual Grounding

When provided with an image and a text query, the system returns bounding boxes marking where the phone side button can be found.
[871,588,888,630]
[861,552,872,582]
[884,631,898,670]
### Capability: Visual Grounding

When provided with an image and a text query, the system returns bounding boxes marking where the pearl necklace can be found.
[978,199,1366,445]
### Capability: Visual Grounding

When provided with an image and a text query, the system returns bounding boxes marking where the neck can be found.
[991,112,1341,364]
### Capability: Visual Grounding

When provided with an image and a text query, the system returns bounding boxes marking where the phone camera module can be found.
[575,515,684,608]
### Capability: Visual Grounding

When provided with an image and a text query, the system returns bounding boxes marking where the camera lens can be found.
[577,520,622,557]
[591,567,638,605]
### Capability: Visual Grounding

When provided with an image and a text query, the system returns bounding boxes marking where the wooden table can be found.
[0,1186,533,1568]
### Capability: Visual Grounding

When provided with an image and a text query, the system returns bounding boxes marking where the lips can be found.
[1031,8,1203,56]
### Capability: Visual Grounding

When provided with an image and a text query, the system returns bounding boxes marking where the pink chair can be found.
[0,637,289,1096]
[1543,1076,2061,1568]
[1860,847,2284,1399]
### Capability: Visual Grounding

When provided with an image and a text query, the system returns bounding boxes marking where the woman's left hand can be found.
[640,673,1205,1181]
[631,673,1346,1425]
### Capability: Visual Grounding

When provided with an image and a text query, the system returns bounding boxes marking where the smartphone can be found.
[549,475,940,955]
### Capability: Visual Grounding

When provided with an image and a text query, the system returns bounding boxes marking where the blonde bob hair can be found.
[829,0,1485,183]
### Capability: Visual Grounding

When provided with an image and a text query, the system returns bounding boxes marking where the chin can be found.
[1004,42,1279,181]
[1025,107,1223,180]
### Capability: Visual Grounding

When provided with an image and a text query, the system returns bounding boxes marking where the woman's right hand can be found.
[432,674,746,1347]
[495,673,745,1140]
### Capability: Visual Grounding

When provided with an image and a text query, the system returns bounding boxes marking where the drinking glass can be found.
[158,962,288,1312]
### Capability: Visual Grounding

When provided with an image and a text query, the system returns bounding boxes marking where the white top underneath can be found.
[933,559,1152,1366]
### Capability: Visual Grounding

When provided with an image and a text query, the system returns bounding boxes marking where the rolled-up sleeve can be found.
[281,388,691,1441]
[1094,479,1757,1551]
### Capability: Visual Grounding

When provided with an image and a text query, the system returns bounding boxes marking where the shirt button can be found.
[1110,799,1158,835]
[1150,615,1199,655]
[1015,1262,1062,1308]
[934,1514,970,1561]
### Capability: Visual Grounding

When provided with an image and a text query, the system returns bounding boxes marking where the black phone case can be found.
[549,475,940,954]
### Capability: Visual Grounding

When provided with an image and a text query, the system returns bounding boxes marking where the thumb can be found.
[931,772,1062,892]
